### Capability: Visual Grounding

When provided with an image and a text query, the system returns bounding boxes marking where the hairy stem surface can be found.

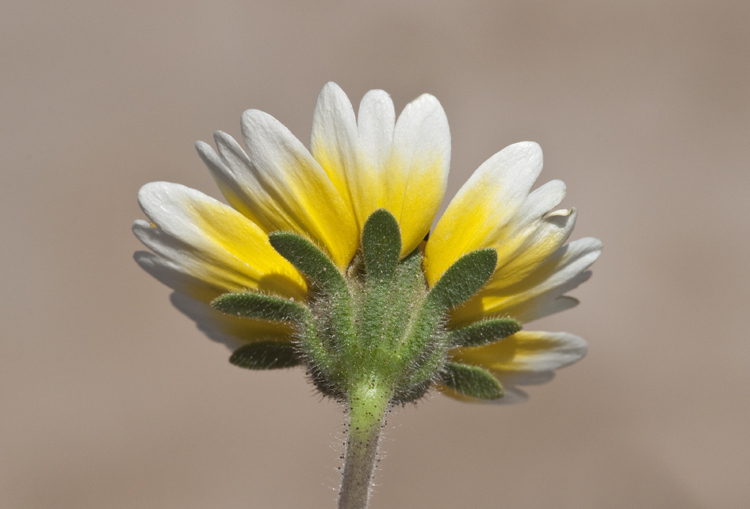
[338,385,390,509]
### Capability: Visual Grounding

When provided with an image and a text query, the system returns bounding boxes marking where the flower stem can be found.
[338,384,390,509]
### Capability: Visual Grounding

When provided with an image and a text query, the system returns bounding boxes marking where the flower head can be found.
[134,82,601,404]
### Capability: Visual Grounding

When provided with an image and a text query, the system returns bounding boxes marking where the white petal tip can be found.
[516,140,541,150]
[320,81,344,94]
[137,181,168,205]
[195,140,218,159]
[213,130,231,143]
[240,109,270,128]
[361,88,391,101]
[507,141,542,159]
[406,93,447,117]
[583,237,604,252]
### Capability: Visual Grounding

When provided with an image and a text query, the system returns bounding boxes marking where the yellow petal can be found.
[424,142,544,286]
[449,331,587,372]
[195,109,358,270]
[450,237,601,326]
[310,82,359,223]
[311,85,450,257]
[135,182,307,301]
[387,93,451,256]
[484,207,577,290]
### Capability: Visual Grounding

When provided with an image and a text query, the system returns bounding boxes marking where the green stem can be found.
[338,384,390,509]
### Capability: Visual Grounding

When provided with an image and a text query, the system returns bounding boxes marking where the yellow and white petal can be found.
[485,206,577,290]
[134,182,307,300]
[310,82,359,219]
[451,237,602,326]
[424,141,544,286]
[135,258,294,351]
[347,89,397,235]
[170,292,295,352]
[308,86,449,256]
[506,179,568,233]
[357,89,396,176]
[194,110,358,269]
[449,331,588,373]
[388,94,451,255]
[241,110,358,268]
[440,328,585,405]
[134,251,228,303]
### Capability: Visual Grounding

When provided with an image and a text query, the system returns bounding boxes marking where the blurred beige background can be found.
[2,1,748,508]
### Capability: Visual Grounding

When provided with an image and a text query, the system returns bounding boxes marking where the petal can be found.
[169,292,295,352]
[388,94,451,255]
[134,182,307,300]
[195,110,358,269]
[449,330,588,373]
[134,251,226,303]
[306,87,449,257]
[485,206,577,290]
[241,110,358,269]
[509,295,581,324]
[357,89,396,173]
[512,179,568,228]
[425,142,544,286]
[450,237,602,325]
[195,138,253,219]
[439,331,580,405]
[345,89,397,235]
[310,82,359,218]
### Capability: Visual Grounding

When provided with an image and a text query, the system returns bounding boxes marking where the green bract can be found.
[211,209,521,404]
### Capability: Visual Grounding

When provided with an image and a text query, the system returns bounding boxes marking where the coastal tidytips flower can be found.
[133,82,601,508]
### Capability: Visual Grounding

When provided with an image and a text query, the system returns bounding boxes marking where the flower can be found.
[134,82,601,403]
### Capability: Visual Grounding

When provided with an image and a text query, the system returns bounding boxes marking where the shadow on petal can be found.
[169,292,295,352]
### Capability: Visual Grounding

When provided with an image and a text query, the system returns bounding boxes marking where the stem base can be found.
[338,386,390,509]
